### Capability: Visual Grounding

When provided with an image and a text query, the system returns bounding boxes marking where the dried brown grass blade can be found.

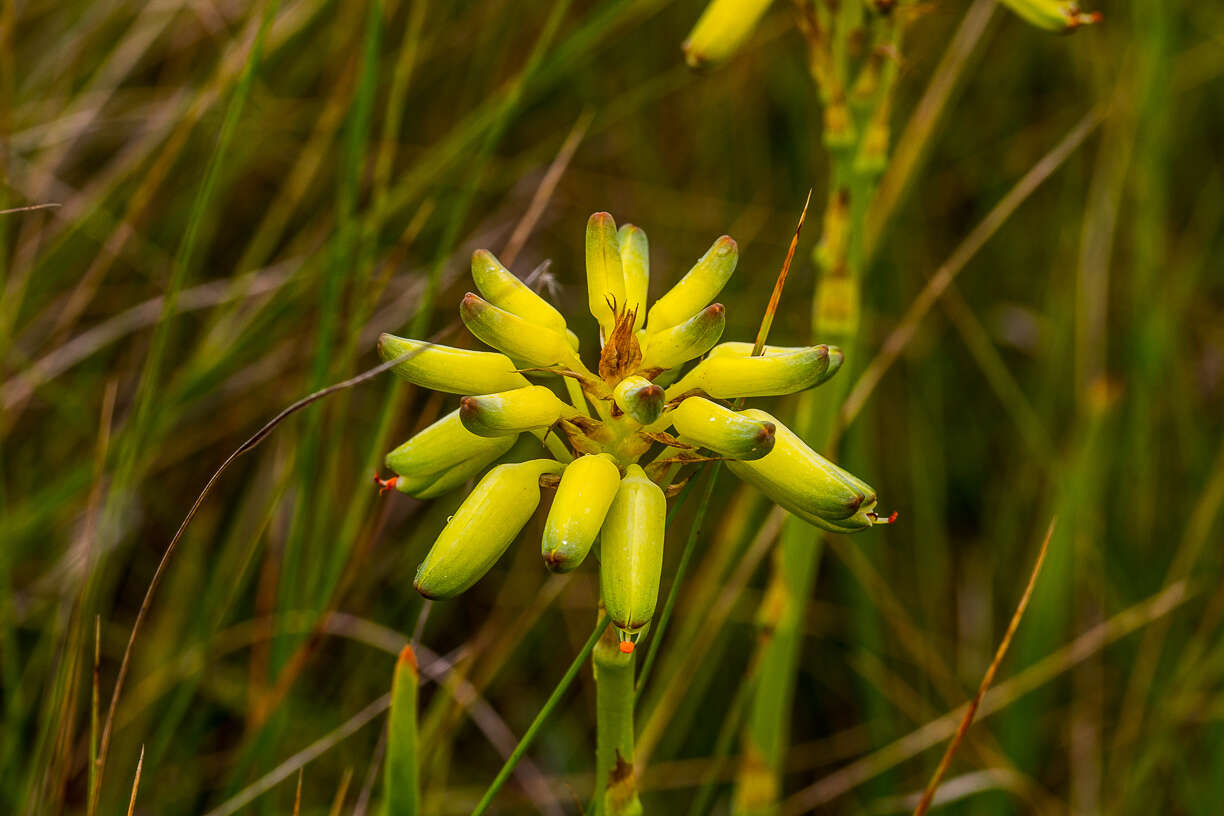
[751,189,812,356]
[911,519,1055,816]
[125,747,144,816]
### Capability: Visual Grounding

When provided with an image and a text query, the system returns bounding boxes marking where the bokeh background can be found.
[4,0,1223,813]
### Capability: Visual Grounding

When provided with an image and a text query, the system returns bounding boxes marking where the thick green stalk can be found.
[733,7,900,812]
[593,623,641,815]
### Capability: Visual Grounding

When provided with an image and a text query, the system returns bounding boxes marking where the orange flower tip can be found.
[618,640,635,654]
[714,235,737,254]
[872,510,899,526]
[755,422,776,444]
[374,473,399,495]
[397,645,418,673]
[707,303,725,317]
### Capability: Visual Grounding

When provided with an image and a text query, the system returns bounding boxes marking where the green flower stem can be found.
[734,7,900,813]
[470,614,608,816]
[592,622,640,816]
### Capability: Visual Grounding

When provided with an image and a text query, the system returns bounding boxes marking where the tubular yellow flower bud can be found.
[645,235,737,334]
[378,333,530,395]
[998,0,1100,30]
[414,459,564,599]
[586,212,628,337]
[639,303,725,372]
[682,0,773,69]
[666,343,841,399]
[612,376,665,426]
[460,293,580,369]
[541,453,621,572]
[600,464,666,638]
[726,409,877,525]
[471,249,568,333]
[617,224,650,332]
[459,385,571,437]
[386,410,517,498]
[669,396,775,461]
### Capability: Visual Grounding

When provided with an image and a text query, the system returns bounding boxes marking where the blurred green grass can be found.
[2,0,1223,813]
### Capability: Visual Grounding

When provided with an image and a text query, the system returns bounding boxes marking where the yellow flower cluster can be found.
[377,213,889,645]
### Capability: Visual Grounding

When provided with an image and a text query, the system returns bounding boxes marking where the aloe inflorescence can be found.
[376,212,892,646]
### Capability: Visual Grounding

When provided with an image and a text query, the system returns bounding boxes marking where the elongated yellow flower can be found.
[414,459,564,599]
[587,212,628,337]
[385,410,517,498]
[378,334,528,395]
[669,396,775,461]
[459,385,571,437]
[998,0,1101,30]
[727,409,883,529]
[460,293,580,370]
[471,249,570,334]
[542,454,621,572]
[683,0,773,69]
[617,224,650,332]
[666,343,841,399]
[645,235,737,334]
[600,465,666,641]
[639,303,725,372]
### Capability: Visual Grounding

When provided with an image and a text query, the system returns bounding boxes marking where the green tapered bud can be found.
[612,375,665,425]
[541,453,621,572]
[471,249,568,333]
[726,409,879,529]
[460,293,580,369]
[617,224,649,332]
[998,0,1100,30]
[414,459,563,599]
[669,396,775,461]
[600,464,666,638]
[384,646,420,816]
[639,303,725,371]
[645,236,737,334]
[459,385,570,437]
[666,343,842,399]
[378,334,529,395]
[683,0,773,69]
[586,212,627,337]
[386,410,517,498]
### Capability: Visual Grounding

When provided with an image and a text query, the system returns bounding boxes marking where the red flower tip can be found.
[374,473,398,495]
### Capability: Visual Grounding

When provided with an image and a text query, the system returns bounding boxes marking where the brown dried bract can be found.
[598,301,642,385]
